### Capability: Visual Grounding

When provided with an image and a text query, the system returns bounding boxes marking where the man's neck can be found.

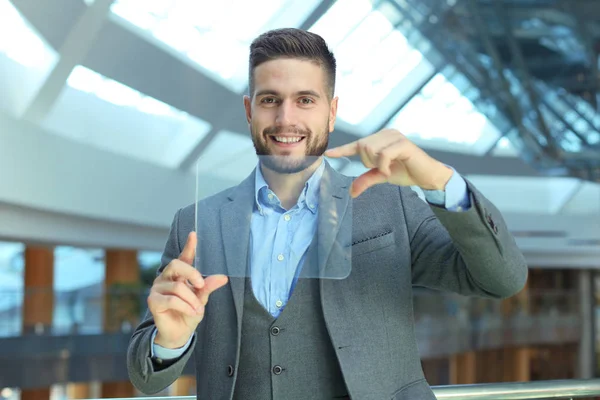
[260,158,322,210]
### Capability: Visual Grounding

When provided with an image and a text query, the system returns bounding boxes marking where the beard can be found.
[252,121,329,174]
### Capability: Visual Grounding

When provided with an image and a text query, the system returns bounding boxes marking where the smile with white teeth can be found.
[273,136,303,143]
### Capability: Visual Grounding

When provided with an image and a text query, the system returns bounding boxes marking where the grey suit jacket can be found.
[127,162,528,399]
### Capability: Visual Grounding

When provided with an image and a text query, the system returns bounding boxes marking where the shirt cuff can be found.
[422,166,471,212]
[150,328,194,361]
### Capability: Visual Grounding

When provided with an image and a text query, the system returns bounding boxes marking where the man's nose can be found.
[275,100,296,126]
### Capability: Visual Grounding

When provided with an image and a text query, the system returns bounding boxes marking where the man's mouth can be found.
[269,136,306,146]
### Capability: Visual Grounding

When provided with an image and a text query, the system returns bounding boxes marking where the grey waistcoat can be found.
[233,275,349,400]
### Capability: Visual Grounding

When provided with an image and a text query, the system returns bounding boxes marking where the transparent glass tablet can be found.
[194,155,352,279]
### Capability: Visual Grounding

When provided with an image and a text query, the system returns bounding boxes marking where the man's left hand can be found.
[325,129,454,198]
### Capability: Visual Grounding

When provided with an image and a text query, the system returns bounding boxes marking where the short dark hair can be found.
[248,28,336,99]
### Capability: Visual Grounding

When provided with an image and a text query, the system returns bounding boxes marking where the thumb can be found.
[199,275,229,304]
[178,231,197,265]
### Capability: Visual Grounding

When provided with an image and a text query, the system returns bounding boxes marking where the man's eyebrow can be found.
[296,90,321,99]
[254,90,322,98]
[255,90,280,97]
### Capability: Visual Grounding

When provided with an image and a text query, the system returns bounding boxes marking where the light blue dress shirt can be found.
[151,161,471,360]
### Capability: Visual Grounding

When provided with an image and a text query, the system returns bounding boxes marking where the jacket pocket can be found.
[351,231,395,257]
[391,378,437,400]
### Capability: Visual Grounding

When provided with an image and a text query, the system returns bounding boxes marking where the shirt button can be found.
[273,365,283,375]
[277,254,284,261]
[284,214,291,221]
[275,300,283,308]
[309,204,315,209]
[268,193,274,200]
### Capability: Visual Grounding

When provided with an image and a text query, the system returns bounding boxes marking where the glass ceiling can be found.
[87,0,512,156]
[67,66,186,119]
[0,0,58,116]
[42,65,212,169]
[386,70,502,155]
[309,0,431,127]
[104,0,322,93]
[0,0,55,69]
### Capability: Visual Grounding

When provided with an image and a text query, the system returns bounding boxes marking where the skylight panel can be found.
[0,0,56,70]
[43,65,211,168]
[67,66,185,118]
[106,0,322,92]
[309,0,429,126]
[386,72,501,154]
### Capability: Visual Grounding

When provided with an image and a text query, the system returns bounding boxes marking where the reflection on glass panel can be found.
[108,0,321,92]
[310,0,428,125]
[386,72,501,155]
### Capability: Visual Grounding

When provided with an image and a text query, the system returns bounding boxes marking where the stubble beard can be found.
[252,121,330,174]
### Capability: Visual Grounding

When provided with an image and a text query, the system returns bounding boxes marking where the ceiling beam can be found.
[14,0,542,178]
[496,1,561,159]
[21,0,114,124]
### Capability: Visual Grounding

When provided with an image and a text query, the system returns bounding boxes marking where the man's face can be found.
[244,58,338,174]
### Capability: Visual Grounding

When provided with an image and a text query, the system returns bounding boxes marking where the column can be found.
[172,375,196,396]
[502,347,530,382]
[101,249,139,398]
[103,249,140,332]
[22,246,54,334]
[66,383,91,399]
[21,246,54,400]
[578,269,594,378]
[449,351,476,384]
[500,276,531,382]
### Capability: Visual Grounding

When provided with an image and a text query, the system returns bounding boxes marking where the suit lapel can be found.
[220,170,255,327]
[219,161,352,326]
[316,163,353,280]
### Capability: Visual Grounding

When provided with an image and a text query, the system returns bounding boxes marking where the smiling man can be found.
[127,28,528,400]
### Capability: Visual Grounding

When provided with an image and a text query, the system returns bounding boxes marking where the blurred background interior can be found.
[1,0,600,398]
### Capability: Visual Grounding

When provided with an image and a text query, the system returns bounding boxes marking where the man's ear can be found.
[328,96,338,133]
[243,95,252,124]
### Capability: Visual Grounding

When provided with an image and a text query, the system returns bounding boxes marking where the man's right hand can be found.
[148,231,228,349]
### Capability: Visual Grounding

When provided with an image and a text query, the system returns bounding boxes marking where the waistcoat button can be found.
[227,365,234,377]
[271,326,280,335]
[272,365,283,375]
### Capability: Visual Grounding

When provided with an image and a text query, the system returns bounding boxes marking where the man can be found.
[127,28,527,399]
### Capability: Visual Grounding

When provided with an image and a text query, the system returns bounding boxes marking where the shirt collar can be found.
[254,159,325,214]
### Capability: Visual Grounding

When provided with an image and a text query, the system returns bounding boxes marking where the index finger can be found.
[162,260,205,289]
[324,141,358,158]
[178,231,197,265]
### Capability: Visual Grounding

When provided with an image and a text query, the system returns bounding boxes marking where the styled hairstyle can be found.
[248,28,336,99]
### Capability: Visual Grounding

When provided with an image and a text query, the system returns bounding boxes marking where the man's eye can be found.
[261,97,277,104]
[300,98,314,104]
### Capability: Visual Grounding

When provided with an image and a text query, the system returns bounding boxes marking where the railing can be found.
[432,379,600,399]
[82,379,600,400]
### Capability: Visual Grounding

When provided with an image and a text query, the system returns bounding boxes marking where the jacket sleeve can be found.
[126,208,198,394]
[401,180,528,299]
